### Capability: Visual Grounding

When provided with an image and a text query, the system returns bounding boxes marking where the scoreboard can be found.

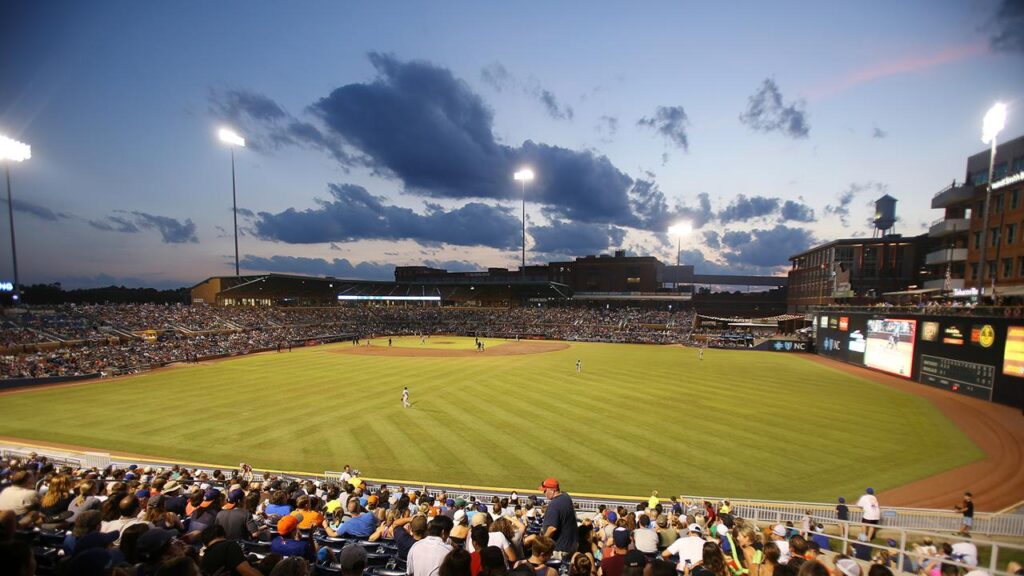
[918,355,995,401]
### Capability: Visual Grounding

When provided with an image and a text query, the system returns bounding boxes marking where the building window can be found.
[1004,258,1013,278]
[994,162,1009,181]
[1019,257,1024,278]
[1013,157,1024,174]
[988,260,996,280]
[1009,223,1017,245]
[974,231,982,249]
[972,170,989,186]
[1013,189,1021,210]
[995,194,1004,213]
[991,227,1000,247]
[976,201,984,217]
[971,262,979,280]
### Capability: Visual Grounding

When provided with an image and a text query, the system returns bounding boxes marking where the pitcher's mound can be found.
[337,341,569,357]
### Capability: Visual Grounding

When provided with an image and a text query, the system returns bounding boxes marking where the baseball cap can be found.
[624,550,648,568]
[455,497,467,507]
[453,509,467,524]
[772,525,787,538]
[135,488,150,499]
[74,531,119,555]
[866,488,874,494]
[147,494,165,509]
[688,523,703,534]
[471,513,489,527]
[201,488,221,507]
[836,558,862,576]
[340,543,368,571]
[227,489,245,504]
[136,528,176,562]
[278,515,299,536]
[368,494,379,506]
[656,514,668,528]
[612,527,630,548]
[887,538,898,548]
[538,477,559,491]
[838,497,846,504]
[446,498,456,507]
[607,512,618,523]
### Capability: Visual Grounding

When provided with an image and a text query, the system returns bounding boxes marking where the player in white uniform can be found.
[402,386,410,408]
[576,359,582,374]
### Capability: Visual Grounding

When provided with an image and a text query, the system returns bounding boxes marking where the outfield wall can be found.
[814,311,1024,408]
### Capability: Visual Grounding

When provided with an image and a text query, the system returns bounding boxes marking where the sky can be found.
[1,1,1023,289]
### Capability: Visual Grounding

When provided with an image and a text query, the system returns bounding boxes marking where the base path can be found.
[335,340,569,357]
[805,355,1024,511]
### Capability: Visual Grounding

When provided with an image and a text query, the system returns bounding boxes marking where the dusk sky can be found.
[2,1,1023,289]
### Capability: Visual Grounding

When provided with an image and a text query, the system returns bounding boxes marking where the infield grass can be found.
[0,337,983,501]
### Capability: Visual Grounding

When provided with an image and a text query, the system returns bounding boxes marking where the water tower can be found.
[873,194,897,237]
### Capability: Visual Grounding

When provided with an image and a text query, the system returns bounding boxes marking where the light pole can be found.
[668,222,692,292]
[0,135,31,304]
[218,128,246,276]
[977,103,1006,298]
[513,168,534,279]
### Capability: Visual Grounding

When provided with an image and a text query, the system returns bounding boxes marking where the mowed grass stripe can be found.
[0,338,983,501]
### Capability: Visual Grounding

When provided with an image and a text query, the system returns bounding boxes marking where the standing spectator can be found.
[407,516,454,576]
[856,489,880,541]
[835,497,850,550]
[954,492,974,536]
[539,477,577,559]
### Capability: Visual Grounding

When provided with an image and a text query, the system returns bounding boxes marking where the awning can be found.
[882,288,943,297]
[995,285,1024,297]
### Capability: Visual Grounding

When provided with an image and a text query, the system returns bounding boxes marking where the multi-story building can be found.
[928,134,1024,296]
[787,234,930,311]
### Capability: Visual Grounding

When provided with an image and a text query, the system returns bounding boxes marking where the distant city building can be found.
[929,133,1024,298]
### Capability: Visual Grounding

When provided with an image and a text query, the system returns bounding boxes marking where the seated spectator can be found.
[517,535,557,576]
[634,514,659,555]
[68,479,101,522]
[663,523,705,568]
[101,494,150,544]
[200,524,263,576]
[293,495,324,530]
[0,471,38,516]
[340,543,369,576]
[686,542,729,576]
[323,497,378,538]
[443,547,474,576]
[216,489,259,541]
[408,516,455,576]
[136,527,183,575]
[265,490,293,517]
[271,515,316,561]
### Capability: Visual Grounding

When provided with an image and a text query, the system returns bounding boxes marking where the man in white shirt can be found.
[407,516,454,576]
[633,514,659,555]
[769,525,791,564]
[0,471,38,516]
[855,488,881,541]
[101,495,151,545]
[950,541,978,568]
[662,523,706,568]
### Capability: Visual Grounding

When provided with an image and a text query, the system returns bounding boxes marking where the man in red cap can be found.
[538,477,577,559]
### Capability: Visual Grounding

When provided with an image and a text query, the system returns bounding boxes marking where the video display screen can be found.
[864,318,917,377]
[921,322,939,342]
[1003,326,1024,378]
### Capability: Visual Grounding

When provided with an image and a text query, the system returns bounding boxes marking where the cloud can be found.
[990,0,1024,52]
[46,273,189,290]
[530,220,626,255]
[739,79,809,139]
[480,62,573,120]
[5,198,73,221]
[719,225,816,269]
[422,259,482,272]
[596,116,619,141]
[779,199,816,223]
[677,247,778,276]
[236,207,255,218]
[253,183,522,249]
[637,106,690,150]
[872,126,887,139]
[703,230,720,250]
[718,195,780,223]
[825,182,887,227]
[240,254,395,280]
[89,211,198,243]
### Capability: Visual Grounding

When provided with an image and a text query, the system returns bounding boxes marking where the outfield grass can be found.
[0,338,984,501]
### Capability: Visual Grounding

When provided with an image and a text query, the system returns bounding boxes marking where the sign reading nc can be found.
[754,339,810,352]
[0,282,13,292]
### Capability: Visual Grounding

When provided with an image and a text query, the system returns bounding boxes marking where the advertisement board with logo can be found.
[943,324,966,345]
[1003,326,1024,377]
[839,317,849,331]
[971,324,996,348]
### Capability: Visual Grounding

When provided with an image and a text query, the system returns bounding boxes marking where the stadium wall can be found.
[814,311,1024,408]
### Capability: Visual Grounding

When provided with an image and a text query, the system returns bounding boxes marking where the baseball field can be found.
[0,337,988,503]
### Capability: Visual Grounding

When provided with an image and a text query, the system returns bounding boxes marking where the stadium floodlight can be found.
[0,135,30,304]
[977,103,1008,297]
[668,221,692,291]
[514,168,535,277]
[218,127,245,276]
[218,128,246,148]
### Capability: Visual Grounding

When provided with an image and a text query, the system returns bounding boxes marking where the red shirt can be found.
[471,551,482,576]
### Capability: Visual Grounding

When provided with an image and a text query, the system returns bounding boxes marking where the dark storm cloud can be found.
[210,89,286,122]
[989,0,1024,53]
[739,79,810,139]
[530,220,626,255]
[717,194,780,223]
[241,254,395,280]
[89,211,197,243]
[720,225,815,269]
[825,181,886,227]
[779,199,816,222]
[480,62,574,120]
[677,247,778,276]
[6,198,73,221]
[252,183,522,249]
[637,106,689,150]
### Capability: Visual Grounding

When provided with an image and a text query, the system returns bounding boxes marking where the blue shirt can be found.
[271,537,314,560]
[266,504,293,516]
[335,512,378,537]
